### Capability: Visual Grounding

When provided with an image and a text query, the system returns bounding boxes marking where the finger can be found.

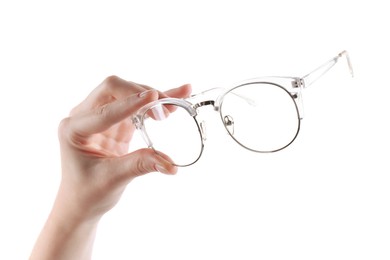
[158,84,192,114]
[163,84,192,98]
[145,103,171,121]
[114,149,178,182]
[70,90,158,137]
[71,76,147,116]
[136,83,167,99]
[144,84,193,119]
[138,83,192,99]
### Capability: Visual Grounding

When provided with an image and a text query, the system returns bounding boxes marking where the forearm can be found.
[30,193,100,260]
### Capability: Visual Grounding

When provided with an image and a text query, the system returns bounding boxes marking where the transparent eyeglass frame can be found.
[132,50,354,166]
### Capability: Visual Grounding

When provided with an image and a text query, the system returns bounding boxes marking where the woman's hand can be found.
[30,76,191,260]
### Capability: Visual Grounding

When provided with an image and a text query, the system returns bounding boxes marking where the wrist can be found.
[30,187,102,260]
[30,201,100,260]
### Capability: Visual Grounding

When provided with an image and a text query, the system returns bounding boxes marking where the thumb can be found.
[116,148,178,180]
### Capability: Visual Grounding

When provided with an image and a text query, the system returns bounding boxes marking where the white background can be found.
[0,1,389,259]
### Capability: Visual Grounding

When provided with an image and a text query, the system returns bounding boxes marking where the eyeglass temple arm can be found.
[301,50,354,88]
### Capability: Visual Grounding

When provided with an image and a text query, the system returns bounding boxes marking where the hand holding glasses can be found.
[132,51,354,166]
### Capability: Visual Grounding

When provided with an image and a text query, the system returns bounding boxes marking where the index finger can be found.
[70,90,158,137]
[71,76,148,116]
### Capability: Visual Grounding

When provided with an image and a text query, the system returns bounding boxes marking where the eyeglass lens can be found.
[142,104,203,166]
[220,82,300,152]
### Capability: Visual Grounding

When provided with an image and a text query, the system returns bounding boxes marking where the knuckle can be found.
[95,103,115,124]
[97,103,109,116]
[134,149,154,176]
[94,102,118,130]
[102,75,120,92]
[135,161,148,177]
[57,117,71,142]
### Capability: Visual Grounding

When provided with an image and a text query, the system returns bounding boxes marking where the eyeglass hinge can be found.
[291,78,305,119]
[292,78,305,89]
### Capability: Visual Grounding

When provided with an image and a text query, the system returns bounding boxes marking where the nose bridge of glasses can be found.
[191,100,218,143]
[193,100,215,110]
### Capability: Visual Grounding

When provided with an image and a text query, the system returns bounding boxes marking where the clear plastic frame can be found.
[132,51,354,166]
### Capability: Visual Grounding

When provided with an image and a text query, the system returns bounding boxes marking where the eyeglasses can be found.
[132,51,354,167]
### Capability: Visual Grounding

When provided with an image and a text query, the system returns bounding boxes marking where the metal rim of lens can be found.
[219,81,301,153]
[143,105,205,167]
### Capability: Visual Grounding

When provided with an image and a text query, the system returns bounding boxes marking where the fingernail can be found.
[138,89,153,98]
[154,164,169,174]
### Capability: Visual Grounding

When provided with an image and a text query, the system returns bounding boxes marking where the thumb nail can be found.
[154,164,169,174]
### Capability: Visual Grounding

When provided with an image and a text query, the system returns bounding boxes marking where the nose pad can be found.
[223,115,235,135]
[199,120,207,141]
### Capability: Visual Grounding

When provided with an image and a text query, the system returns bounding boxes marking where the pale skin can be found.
[29,76,192,260]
